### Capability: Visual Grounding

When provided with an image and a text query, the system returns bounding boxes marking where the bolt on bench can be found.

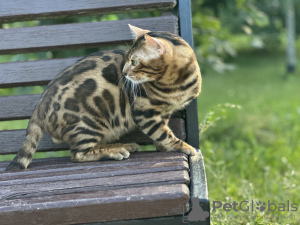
[0,0,209,224]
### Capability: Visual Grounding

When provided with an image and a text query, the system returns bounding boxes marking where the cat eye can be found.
[131,59,139,66]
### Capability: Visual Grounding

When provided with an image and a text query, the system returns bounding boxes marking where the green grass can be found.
[198,50,300,224]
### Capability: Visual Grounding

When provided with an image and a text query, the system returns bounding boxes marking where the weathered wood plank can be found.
[0,170,189,200]
[0,159,188,185]
[0,184,189,225]
[0,0,176,23]
[0,94,40,121]
[0,16,178,54]
[0,118,186,154]
[0,152,187,171]
[0,57,80,88]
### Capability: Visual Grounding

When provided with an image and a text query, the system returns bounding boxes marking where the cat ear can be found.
[144,34,165,55]
[128,24,150,39]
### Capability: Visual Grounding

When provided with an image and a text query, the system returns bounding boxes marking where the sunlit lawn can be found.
[198,49,300,224]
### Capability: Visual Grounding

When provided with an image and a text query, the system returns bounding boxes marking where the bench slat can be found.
[0,16,178,54]
[0,58,80,88]
[0,118,186,154]
[0,0,176,23]
[0,184,189,225]
[0,151,187,171]
[0,170,189,200]
[0,153,188,184]
[0,94,40,121]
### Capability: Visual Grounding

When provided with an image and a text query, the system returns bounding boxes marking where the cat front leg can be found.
[154,126,196,156]
[134,115,196,156]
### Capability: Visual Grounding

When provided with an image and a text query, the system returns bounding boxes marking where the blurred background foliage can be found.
[1,0,300,223]
[192,0,300,223]
[192,0,299,72]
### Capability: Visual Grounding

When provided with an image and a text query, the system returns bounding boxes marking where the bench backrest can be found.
[0,0,199,156]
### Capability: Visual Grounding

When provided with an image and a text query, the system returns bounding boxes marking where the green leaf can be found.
[252,11,270,27]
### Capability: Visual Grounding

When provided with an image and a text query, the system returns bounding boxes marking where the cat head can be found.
[123,25,189,84]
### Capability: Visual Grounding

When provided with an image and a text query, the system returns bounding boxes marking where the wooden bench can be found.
[0,0,210,224]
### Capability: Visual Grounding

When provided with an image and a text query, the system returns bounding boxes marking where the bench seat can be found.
[0,152,191,225]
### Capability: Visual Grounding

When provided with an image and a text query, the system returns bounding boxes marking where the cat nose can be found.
[122,71,127,76]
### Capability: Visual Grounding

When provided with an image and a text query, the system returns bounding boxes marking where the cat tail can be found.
[5,120,44,171]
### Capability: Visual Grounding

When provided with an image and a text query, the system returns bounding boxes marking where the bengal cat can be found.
[6,25,202,171]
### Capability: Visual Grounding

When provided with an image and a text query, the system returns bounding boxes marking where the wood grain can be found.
[0,57,80,88]
[0,184,189,225]
[0,151,188,171]
[0,118,186,154]
[0,94,41,121]
[0,0,176,23]
[0,152,189,225]
[0,170,189,199]
[0,16,178,54]
[0,154,189,182]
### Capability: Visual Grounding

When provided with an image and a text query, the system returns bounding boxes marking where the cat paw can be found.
[123,143,140,152]
[72,147,130,162]
[52,137,62,144]
[177,143,196,156]
[156,141,196,156]
[105,147,131,160]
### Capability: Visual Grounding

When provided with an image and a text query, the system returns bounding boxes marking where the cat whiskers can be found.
[130,80,138,107]
[120,76,149,109]
[119,76,128,100]
[121,77,137,109]
[140,83,149,99]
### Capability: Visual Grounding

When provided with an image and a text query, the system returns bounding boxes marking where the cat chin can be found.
[126,76,148,84]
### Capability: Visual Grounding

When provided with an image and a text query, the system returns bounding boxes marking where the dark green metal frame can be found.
[178,0,210,224]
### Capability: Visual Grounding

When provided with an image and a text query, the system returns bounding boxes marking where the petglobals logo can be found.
[212,200,298,212]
